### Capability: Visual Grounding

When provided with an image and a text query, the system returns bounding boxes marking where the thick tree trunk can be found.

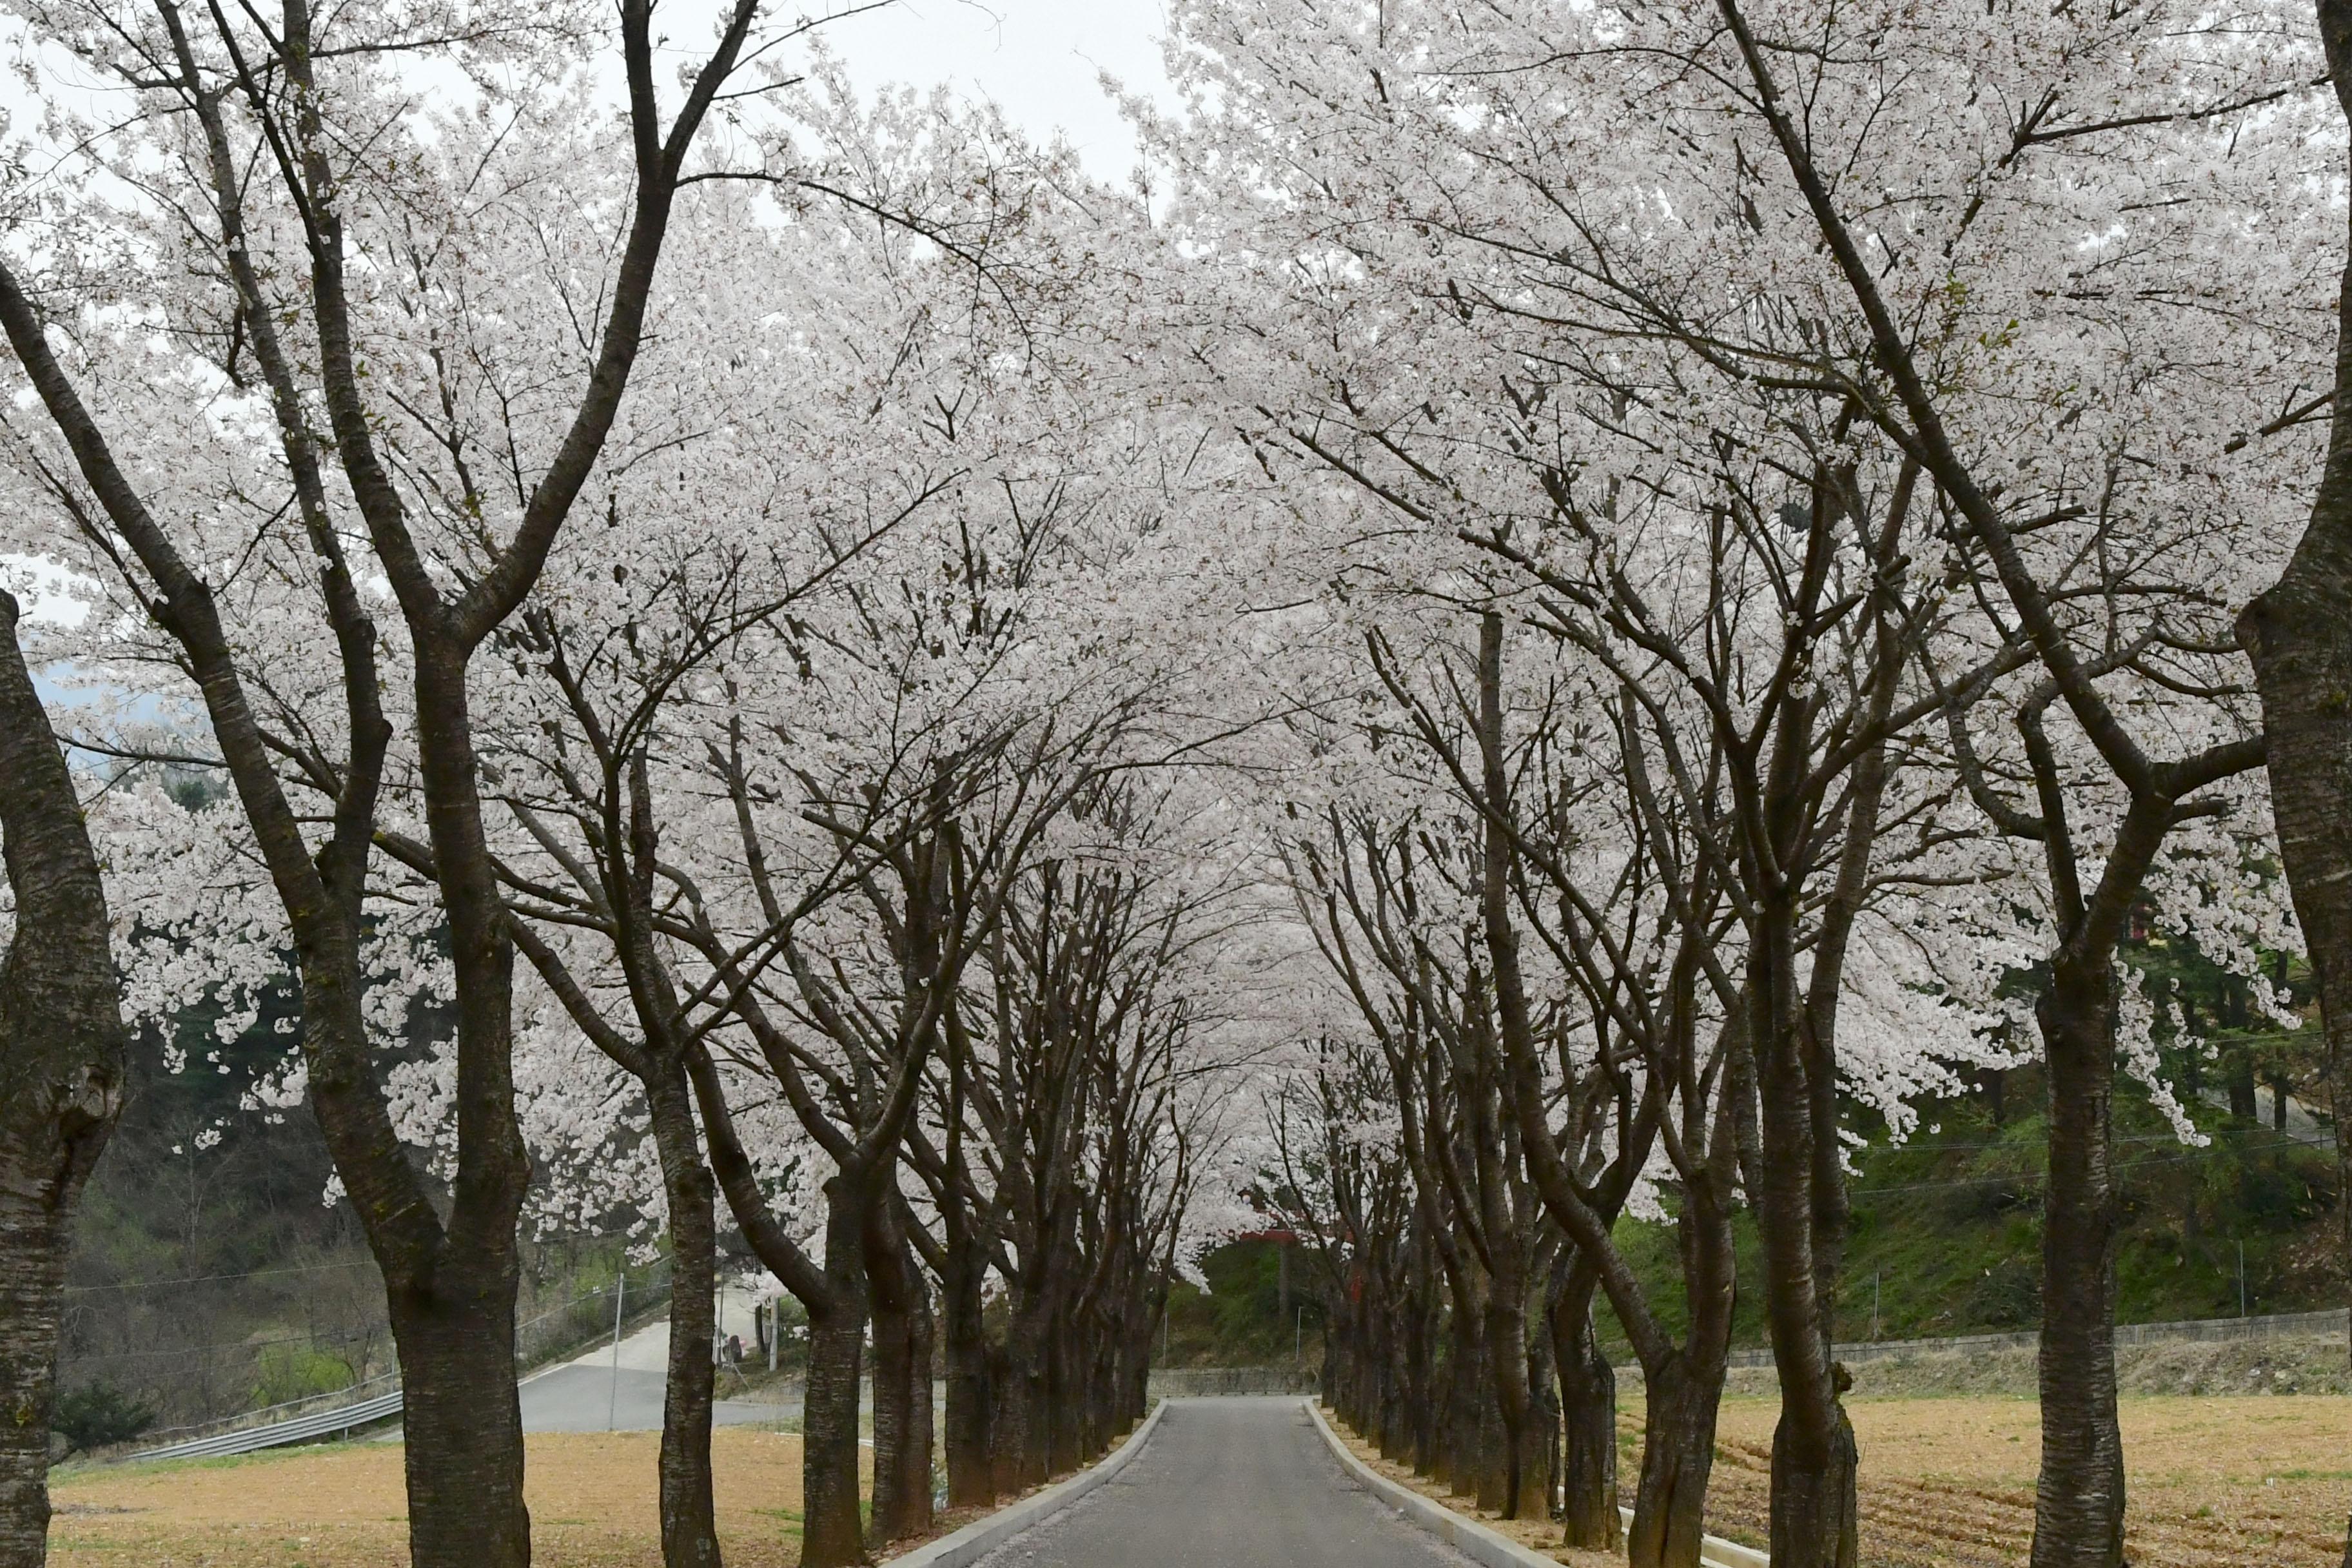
[941,1237,994,1507]
[2236,16,2352,1562]
[2228,1041,2260,1123]
[2030,954,2126,1568]
[1528,1313,1560,1527]
[1769,1395,1859,1568]
[1046,1309,1083,1475]
[1626,1182,1735,1568]
[995,1293,1053,1493]
[0,591,128,1568]
[647,1073,722,1568]
[1406,1257,1438,1475]
[867,1199,934,1546]
[801,1185,870,1568]
[1483,1291,1536,1518]
[388,1271,531,1568]
[1438,1300,1485,1496]
[397,652,536,1568]
[870,1286,915,1544]
[1551,1274,1620,1552]
[1749,902,1860,1568]
[904,1281,936,1531]
[1627,1357,1727,1568]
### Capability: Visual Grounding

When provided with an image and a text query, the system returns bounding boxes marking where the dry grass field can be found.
[45,1429,829,1567]
[50,1396,2352,1567]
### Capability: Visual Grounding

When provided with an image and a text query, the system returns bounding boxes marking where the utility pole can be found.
[1295,1305,1303,1366]
[607,1269,627,1431]
[2238,1241,2248,1319]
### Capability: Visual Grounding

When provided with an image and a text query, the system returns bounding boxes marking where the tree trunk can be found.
[1483,1291,1535,1518]
[995,1293,1052,1493]
[397,649,536,1568]
[903,1280,936,1532]
[2030,954,2126,1568]
[941,1236,994,1507]
[1770,1395,1859,1568]
[1746,880,1860,1568]
[801,1184,870,1568]
[647,1073,721,1568]
[0,590,128,1568]
[388,1272,531,1568]
[2228,1041,2260,1123]
[870,1282,914,1545]
[1045,1307,1081,1475]
[1625,1177,1735,1568]
[1627,1357,1727,1568]
[867,1197,934,1546]
[1551,1273,1620,1552]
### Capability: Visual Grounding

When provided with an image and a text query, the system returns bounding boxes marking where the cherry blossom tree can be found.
[0,2,845,1560]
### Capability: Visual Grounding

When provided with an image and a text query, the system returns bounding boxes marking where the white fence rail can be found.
[133,1387,406,1462]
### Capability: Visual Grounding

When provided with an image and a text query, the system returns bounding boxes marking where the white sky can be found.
[0,2,1178,176]
[819,0,1174,177]
[3,0,1177,692]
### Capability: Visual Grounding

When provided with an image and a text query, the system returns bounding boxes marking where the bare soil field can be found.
[1325,1416,1618,1567]
[52,1396,2352,1567]
[1334,1393,2352,1568]
[1692,1394,2352,1567]
[46,1429,831,1567]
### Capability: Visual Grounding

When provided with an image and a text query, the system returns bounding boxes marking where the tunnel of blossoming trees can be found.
[2,3,2351,1567]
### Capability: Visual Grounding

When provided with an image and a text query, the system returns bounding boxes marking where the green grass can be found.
[1603,1075,2340,1360]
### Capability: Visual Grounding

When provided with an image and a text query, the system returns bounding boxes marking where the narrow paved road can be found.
[974,1398,1473,1568]
[517,1315,792,1433]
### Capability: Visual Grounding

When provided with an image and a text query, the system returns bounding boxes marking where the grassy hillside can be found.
[1177,1074,2340,1371]
[1161,1237,1328,1368]
[1608,1070,2340,1359]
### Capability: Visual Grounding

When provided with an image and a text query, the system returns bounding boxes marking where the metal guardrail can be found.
[134,1388,407,1462]
[115,1263,676,1464]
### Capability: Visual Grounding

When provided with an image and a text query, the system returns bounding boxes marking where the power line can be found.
[1850,1133,2322,1200]
[66,1328,378,1362]
[63,1259,381,1295]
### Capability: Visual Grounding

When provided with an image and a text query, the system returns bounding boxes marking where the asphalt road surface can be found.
[973,1398,1473,1568]
[516,1318,792,1433]
[516,1364,788,1433]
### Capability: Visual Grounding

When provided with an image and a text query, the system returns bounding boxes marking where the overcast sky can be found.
[0,3,1177,175]
[3,0,1177,672]
[821,0,1174,176]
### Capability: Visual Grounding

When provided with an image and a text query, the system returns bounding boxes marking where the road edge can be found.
[879,1397,1171,1567]
[1302,1396,1768,1568]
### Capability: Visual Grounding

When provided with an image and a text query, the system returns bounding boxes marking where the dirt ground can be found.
[46,1429,828,1567]
[1325,1416,1618,1567]
[1334,1394,2352,1568]
[53,1396,2352,1567]
[1696,1394,2352,1567]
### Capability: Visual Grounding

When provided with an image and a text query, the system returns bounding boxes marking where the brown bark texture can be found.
[2237,8,2352,1564]
[0,591,128,1568]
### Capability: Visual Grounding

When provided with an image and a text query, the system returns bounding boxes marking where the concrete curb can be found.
[1303,1398,1767,1568]
[879,1398,1170,1567]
